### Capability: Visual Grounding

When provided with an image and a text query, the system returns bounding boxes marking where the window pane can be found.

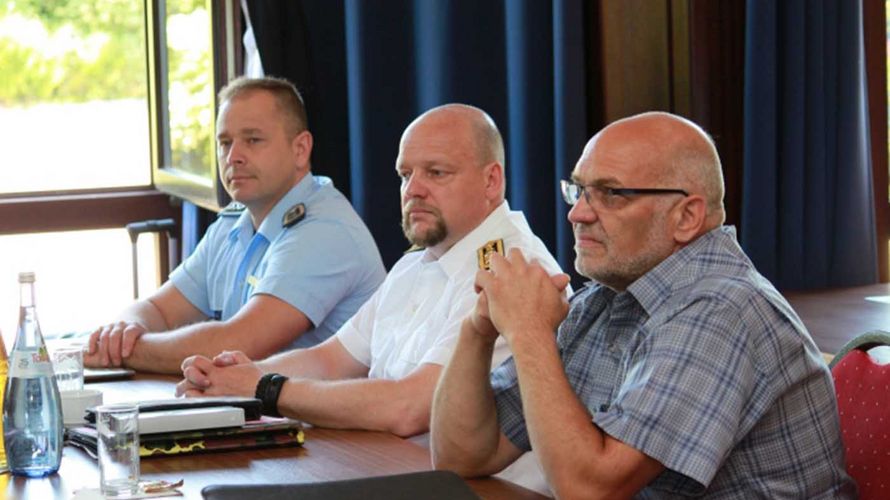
[164,0,215,180]
[0,0,151,195]
[0,230,159,342]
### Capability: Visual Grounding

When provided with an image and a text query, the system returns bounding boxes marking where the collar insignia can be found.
[477,239,505,270]
[282,203,307,228]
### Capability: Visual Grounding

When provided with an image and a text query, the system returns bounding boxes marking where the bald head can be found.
[591,111,725,227]
[396,103,507,255]
[403,104,506,194]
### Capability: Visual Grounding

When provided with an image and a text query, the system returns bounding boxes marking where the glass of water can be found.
[51,345,84,392]
[97,404,140,497]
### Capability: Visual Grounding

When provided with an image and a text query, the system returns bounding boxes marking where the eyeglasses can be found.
[560,179,688,210]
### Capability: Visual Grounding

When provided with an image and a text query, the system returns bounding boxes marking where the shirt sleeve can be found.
[168,220,223,317]
[252,217,371,328]
[594,295,757,492]
[334,285,384,368]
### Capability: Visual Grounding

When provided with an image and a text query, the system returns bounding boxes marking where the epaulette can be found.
[477,239,505,270]
[282,203,307,228]
[219,202,246,217]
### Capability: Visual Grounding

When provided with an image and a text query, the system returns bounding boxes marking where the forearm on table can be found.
[258,340,369,381]
[276,367,440,437]
[125,321,282,374]
[431,323,506,475]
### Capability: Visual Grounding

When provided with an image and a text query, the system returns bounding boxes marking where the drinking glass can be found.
[97,404,140,497]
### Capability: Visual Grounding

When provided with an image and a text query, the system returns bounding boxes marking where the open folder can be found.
[68,416,304,458]
[68,397,303,458]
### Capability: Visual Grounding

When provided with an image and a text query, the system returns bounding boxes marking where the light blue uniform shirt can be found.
[169,174,386,348]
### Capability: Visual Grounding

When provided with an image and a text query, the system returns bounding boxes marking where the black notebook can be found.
[201,470,480,500]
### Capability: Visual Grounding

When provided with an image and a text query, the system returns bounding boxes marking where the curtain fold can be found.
[742,0,877,289]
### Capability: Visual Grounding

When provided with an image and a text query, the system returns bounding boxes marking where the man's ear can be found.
[291,130,314,169]
[483,162,504,201]
[672,195,707,244]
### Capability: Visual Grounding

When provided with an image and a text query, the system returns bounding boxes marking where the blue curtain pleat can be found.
[552,0,588,270]
[505,0,555,238]
[742,0,876,289]
[343,0,417,265]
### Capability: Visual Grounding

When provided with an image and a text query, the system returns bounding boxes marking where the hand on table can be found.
[84,321,147,367]
[176,350,261,398]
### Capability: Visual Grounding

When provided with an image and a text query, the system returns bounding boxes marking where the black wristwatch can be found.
[255,372,288,417]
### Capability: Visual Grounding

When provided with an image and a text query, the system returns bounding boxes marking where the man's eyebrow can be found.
[570,173,622,187]
[217,127,265,140]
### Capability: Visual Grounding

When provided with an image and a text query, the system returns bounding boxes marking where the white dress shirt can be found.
[336,201,563,496]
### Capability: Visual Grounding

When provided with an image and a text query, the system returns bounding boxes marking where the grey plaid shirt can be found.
[491,226,855,498]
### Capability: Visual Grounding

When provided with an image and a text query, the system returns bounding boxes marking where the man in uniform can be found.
[431,112,855,498]
[85,76,385,374]
[176,104,563,494]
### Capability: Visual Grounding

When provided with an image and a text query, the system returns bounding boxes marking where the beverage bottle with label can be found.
[2,272,63,477]
[0,328,7,471]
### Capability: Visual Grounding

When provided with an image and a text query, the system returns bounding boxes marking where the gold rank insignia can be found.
[477,239,505,270]
[282,203,307,228]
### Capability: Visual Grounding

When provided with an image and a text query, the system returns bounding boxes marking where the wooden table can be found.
[2,376,546,499]
[783,283,890,354]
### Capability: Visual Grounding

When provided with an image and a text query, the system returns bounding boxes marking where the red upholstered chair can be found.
[830,330,890,499]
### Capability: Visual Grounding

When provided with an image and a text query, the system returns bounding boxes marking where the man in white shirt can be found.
[176,104,564,493]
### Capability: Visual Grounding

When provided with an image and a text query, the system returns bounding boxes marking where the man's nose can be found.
[225,141,245,166]
[402,174,428,199]
[567,198,597,224]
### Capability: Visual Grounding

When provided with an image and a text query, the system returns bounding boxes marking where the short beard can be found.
[402,212,448,248]
[576,211,674,290]
[581,249,669,290]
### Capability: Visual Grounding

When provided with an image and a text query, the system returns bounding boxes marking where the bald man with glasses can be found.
[431,112,854,498]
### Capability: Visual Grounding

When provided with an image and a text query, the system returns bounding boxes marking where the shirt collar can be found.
[427,201,513,279]
[626,225,737,317]
[227,173,318,244]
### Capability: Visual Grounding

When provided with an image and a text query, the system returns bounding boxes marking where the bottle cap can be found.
[18,272,35,283]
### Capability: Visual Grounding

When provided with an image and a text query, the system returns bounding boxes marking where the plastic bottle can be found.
[3,272,63,477]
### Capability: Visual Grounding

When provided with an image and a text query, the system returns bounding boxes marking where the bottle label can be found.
[9,347,54,378]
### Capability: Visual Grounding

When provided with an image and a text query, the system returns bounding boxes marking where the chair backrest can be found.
[830,330,890,499]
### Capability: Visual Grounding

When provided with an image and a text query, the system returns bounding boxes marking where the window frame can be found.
[147,0,242,212]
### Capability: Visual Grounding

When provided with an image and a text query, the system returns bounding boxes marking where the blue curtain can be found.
[245,0,588,274]
[742,0,877,289]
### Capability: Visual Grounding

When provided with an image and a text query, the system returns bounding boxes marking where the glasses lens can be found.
[560,180,579,205]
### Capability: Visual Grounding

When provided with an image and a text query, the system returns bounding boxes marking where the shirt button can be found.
[608,343,618,353]
[599,403,610,412]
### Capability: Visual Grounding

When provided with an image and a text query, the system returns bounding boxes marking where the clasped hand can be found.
[472,248,571,346]
[84,321,148,367]
[175,350,262,398]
